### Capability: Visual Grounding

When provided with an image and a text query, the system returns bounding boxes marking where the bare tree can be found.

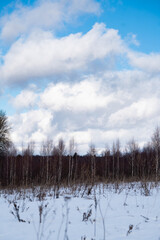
[23,141,35,156]
[151,126,160,181]
[22,141,35,185]
[112,142,116,179]
[28,141,35,183]
[41,139,53,183]
[40,141,46,182]
[116,139,121,180]
[7,142,17,185]
[53,138,66,197]
[127,138,139,178]
[142,142,153,178]
[57,138,65,183]
[88,143,96,184]
[102,144,110,179]
[68,137,76,185]
[7,143,17,157]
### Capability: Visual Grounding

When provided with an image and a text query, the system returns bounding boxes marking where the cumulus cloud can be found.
[0,0,101,42]
[127,51,160,73]
[108,98,160,127]
[0,23,124,85]
[11,89,38,110]
[8,71,160,153]
[9,109,54,144]
[1,18,159,89]
[39,79,115,112]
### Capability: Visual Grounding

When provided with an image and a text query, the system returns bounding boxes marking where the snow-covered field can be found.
[0,182,160,240]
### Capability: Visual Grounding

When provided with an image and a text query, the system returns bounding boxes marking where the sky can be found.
[0,0,160,154]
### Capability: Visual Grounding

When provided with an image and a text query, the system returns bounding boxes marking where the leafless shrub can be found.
[126,224,133,236]
[10,201,26,222]
[33,200,55,240]
[83,208,92,222]
[140,181,151,196]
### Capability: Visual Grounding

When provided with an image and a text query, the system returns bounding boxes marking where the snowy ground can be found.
[0,182,160,240]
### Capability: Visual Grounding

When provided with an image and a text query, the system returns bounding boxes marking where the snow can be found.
[0,182,160,240]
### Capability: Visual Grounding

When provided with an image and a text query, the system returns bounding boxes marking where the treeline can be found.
[0,128,160,187]
[1,110,160,188]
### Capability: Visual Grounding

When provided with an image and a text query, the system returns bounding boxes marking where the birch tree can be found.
[151,126,160,181]
[127,138,139,178]
[116,139,121,180]
[102,144,110,179]
[88,143,96,184]
[112,142,116,179]
[68,137,76,185]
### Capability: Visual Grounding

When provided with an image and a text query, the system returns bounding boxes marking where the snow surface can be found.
[0,182,160,240]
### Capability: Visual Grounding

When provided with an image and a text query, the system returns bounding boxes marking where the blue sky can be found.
[1,0,160,52]
[0,0,160,153]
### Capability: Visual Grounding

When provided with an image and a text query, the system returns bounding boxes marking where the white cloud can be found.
[11,89,38,110]
[0,23,124,85]
[125,33,140,47]
[8,70,160,154]
[9,109,54,144]
[40,79,115,112]
[127,51,160,73]
[108,98,160,127]
[0,0,100,42]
